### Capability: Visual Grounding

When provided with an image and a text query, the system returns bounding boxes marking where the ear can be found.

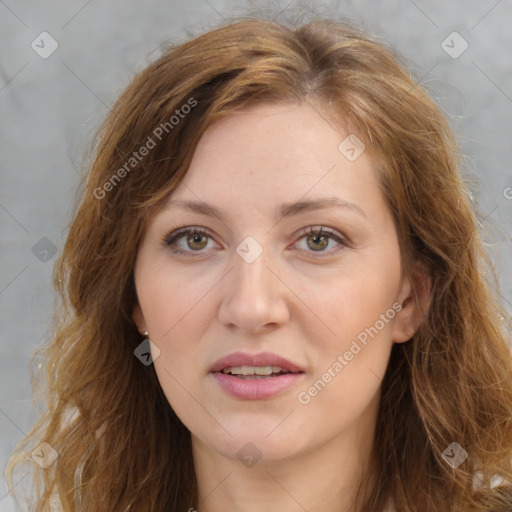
[392,261,431,343]
[132,302,148,335]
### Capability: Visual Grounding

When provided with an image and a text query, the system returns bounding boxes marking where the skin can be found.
[133,101,427,512]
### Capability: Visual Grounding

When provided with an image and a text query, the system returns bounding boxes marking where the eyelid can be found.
[296,225,349,244]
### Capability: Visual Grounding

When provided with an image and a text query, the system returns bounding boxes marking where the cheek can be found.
[292,287,395,443]
[144,287,213,371]
[136,259,218,341]
[293,260,400,402]
[148,294,215,428]
[134,260,217,406]
[298,260,400,345]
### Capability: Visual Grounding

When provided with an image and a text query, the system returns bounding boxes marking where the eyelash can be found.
[162,225,349,258]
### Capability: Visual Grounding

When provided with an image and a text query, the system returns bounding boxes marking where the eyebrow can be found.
[163,197,367,220]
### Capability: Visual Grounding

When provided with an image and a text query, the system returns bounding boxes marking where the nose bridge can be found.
[234,251,269,291]
[231,240,274,301]
[231,233,272,287]
[217,237,289,331]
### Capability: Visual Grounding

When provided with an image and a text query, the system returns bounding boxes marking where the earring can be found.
[142,331,149,339]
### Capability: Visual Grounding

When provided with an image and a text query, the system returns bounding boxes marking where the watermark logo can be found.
[236,236,263,264]
[31,441,58,468]
[441,32,469,59]
[32,237,58,263]
[236,442,262,468]
[31,32,59,59]
[442,442,468,468]
[338,134,366,162]
[134,338,161,365]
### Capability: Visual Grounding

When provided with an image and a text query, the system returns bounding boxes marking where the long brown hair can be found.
[6,15,512,512]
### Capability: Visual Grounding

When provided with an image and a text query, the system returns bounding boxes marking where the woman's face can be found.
[133,102,417,466]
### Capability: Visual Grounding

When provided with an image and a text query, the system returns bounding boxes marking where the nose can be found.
[217,247,290,333]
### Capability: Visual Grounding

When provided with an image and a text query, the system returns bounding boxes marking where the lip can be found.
[209,351,305,400]
[211,372,304,400]
[209,351,304,373]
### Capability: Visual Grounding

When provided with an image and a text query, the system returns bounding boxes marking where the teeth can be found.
[241,366,256,376]
[222,365,287,375]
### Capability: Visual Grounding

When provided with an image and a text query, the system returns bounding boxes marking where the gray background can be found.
[1,0,511,509]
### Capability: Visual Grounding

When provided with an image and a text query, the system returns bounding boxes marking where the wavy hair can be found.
[6,15,512,512]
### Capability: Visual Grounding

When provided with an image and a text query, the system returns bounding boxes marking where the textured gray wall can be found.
[1,0,511,509]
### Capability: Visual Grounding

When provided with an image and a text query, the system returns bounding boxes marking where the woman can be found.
[6,16,512,512]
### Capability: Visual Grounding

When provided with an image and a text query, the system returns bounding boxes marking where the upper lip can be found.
[210,351,304,373]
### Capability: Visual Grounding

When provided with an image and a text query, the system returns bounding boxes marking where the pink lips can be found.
[210,351,305,400]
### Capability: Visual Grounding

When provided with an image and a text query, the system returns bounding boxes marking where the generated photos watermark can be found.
[93,97,197,199]
[297,302,403,405]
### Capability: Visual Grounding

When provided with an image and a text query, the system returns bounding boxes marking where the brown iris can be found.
[307,233,329,251]
[186,232,208,250]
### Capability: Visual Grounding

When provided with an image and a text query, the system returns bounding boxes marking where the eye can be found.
[162,225,348,257]
[295,226,347,255]
[163,227,219,255]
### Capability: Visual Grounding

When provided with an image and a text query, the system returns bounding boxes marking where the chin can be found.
[202,426,306,465]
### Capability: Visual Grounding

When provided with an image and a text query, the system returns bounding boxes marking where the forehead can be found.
[169,102,383,217]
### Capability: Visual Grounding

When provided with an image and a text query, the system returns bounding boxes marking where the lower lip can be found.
[211,372,304,400]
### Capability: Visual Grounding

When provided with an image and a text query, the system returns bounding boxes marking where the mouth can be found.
[209,352,306,400]
[218,365,303,379]
[210,351,305,375]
